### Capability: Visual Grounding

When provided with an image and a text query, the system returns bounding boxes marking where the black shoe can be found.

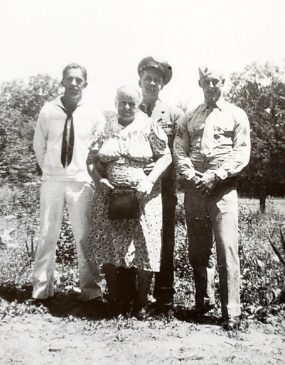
[153,300,174,316]
[131,307,150,320]
[103,298,133,317]
[82,296,108,311]
[26,298,50,306]
[222,316,241,331]
[187,303,215,318]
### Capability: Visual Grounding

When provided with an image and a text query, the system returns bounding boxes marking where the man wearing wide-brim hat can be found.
[173,67,251,330]
[138,56,184,313]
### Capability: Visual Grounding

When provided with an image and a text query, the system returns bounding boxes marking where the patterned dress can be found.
[86,111,170,272]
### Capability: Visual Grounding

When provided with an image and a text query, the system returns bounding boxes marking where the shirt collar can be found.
[139,98,161,112]
[216,98,226,110]
[53,95,83,110]
[201,97,225,112]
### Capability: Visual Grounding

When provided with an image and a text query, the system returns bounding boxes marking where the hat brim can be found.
[138,57,172,85]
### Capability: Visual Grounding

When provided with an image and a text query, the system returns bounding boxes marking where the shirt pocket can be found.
[213,125,234,137]
[157,117,173,136]
[213,110,235,139]
[213,125,234,147]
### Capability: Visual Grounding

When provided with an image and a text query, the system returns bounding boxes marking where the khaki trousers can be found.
[32,180,102,300]
[184,181,241,318]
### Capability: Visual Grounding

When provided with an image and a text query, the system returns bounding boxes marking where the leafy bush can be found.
[238,205,285,320]
[56,211,77,265]
[1,182,284,322]
[0,74,60,183]
[0,180,76,266]
[227,62,285,203]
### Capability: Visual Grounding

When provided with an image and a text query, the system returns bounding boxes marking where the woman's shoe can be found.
[132,306,150,320]
[107,299,133,317]
[222,316,241,330]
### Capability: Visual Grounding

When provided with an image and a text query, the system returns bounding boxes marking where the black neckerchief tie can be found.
[59,102,75,168]
[146,104,152,117]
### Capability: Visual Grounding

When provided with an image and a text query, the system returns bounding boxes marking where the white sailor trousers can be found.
[32,180,102,300]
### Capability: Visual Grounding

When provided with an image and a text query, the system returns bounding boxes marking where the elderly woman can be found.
[86,85,172,318]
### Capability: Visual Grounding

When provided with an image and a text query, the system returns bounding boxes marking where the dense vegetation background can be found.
[1,62,285,210]
[227,63,285,210]
[0,62,284,325]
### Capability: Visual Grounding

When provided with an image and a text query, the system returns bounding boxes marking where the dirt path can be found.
[1,313,284,365]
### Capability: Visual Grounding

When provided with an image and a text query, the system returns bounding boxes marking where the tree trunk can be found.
[259,183,267,212]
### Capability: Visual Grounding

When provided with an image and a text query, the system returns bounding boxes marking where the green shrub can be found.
[238,205,285,318]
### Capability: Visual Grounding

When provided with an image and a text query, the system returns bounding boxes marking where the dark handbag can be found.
[108,188,139,220]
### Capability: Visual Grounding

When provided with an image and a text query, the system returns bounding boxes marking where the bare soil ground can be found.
[1,307,284,365]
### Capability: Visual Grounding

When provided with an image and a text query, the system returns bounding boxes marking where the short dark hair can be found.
[62,63,87,81]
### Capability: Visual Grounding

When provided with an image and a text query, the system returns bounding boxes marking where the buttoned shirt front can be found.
[33,96,106,181]
[139,99,183,149]
[173,98,251,180]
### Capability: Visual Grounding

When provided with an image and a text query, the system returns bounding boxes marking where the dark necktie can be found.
[146,104,152,117]
[60,107,75,167]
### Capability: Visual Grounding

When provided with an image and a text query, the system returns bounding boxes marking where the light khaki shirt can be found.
[173,98,251,180]
[140,99,183,149]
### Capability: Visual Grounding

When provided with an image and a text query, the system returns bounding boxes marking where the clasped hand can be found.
[191,170,216,194]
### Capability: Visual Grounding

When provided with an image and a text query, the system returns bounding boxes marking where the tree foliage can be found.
[0,74,60,181]
[226,62,285,206]
[0,74,60,119]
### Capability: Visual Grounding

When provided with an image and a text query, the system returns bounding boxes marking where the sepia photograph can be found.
[0,0,284,364]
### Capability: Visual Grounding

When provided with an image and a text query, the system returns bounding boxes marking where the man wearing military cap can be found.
[138,56,183,313]
[173,67,251,330]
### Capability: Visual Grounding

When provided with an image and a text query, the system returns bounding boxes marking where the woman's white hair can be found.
[115,85,142,106]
